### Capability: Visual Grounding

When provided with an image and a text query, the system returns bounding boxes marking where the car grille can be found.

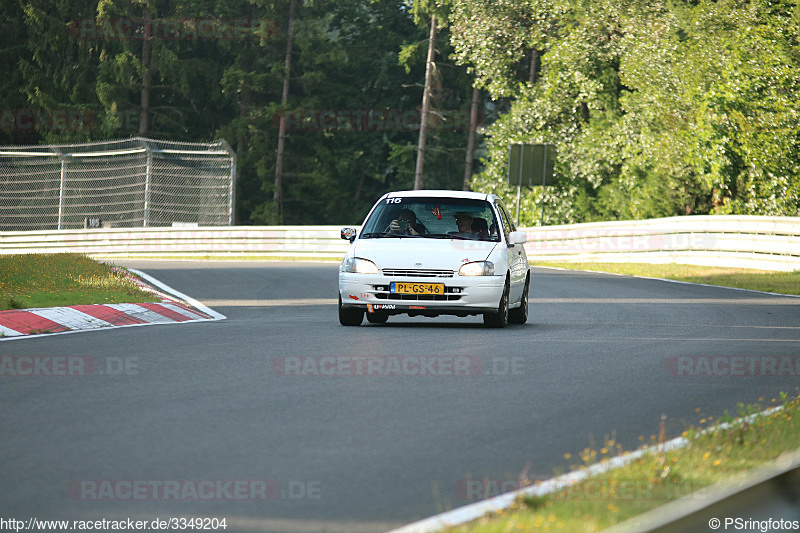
[381,268,454,278]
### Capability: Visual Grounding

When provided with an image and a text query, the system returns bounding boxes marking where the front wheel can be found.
[483,281,509,328]
[338,294,364,326]
[508,275,529,325]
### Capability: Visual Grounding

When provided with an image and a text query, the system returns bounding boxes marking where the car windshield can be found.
[360,197,500,242]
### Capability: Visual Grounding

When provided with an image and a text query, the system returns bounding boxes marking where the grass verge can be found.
[0,253,160,310]
[92,255,342,262]
[536,262,800,296]
[448,392,800,532]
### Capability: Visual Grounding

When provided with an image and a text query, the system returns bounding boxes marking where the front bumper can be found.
[339,272,505,315]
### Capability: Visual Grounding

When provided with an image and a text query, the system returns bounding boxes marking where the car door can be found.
[496,202,526,303]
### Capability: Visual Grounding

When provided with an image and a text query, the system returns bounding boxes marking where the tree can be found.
[94,0,230,140]
[16,0,101,144]
[413,14,436,189]
[446,0,800,223]
[0,1,34,145]
[397,0,481,193]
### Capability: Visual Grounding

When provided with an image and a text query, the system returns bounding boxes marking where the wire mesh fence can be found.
[0,137,235,230]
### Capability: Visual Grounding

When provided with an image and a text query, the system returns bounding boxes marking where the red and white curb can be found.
[0,268,225,340]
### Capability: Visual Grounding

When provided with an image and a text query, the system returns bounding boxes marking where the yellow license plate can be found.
[391,282,445,295]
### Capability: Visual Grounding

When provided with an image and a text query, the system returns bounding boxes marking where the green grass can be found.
[0,253,160,310]
[536,262,800,296]
[449,393,800,532]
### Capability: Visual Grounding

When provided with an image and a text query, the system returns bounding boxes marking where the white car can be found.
[338,190,530,327]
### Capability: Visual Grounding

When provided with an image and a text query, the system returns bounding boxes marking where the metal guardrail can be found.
[0,215,798,270]
[606,448,800,533]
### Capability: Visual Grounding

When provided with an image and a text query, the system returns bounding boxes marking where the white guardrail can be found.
[0,215,799,271]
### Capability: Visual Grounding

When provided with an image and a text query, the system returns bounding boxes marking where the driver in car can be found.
[450,212,478,238]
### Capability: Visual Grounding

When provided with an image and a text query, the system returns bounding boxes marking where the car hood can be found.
[351,237,498,270]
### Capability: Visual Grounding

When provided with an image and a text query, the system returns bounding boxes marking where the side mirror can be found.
[341,228,357,243]
[508,231,527,246]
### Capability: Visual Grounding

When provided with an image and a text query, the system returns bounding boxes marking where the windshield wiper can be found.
[423,233,476,240]
[361,232,409,238]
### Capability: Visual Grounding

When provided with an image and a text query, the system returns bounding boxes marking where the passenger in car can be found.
[454,212,473,232]
[471,217,489,239]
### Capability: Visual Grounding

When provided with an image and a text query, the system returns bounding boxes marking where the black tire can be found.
[508,274,529,325]
[338,294,364,326]
[366,312,388,324]
[483,280,509,328]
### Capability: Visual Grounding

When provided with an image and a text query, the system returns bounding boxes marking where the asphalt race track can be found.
[1,261,799,532]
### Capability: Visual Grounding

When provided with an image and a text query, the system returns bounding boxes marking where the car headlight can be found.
[341,257,379,274]
[458,261,494,276]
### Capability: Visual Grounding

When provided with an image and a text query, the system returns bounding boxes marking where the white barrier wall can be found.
[520,215,800,271]
[1,215,798,271]
[0,226,350,259]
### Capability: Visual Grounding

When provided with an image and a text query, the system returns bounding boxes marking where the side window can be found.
[496,203,515,241]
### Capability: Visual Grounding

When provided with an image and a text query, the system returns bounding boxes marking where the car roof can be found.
[383,190,498,202]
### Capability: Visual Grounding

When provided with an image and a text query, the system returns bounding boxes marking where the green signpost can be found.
[507,143,556,225]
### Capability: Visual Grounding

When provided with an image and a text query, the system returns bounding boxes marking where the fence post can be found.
[53,147,66,230]
[220,139,236,226]
[143,142,152,227]
[229,153,236,226]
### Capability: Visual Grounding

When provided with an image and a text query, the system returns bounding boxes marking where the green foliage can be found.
[8,0,797,224]
[448,0,561,98]
[448,0,800,223]
[14,0,101,144]
[0,2,31,145]
[7,0,481,226]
